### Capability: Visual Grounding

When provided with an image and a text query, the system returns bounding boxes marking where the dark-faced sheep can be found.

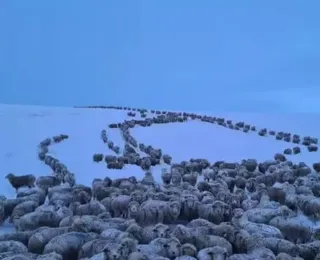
[5,173,35,192]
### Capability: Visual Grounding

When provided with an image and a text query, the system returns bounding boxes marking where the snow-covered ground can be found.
[1,103,320,199]
[1,103,320,236]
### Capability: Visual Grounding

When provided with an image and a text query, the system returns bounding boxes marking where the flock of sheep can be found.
[1,106,320,260]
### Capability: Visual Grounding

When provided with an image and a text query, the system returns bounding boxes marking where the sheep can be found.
[127,223,163,244]
[110,195,132,218]
[16,187,46,204]
[16,210,61,231]
[182,172,198,186]
[136,199,181,225]
[197,246,228,260]
[141,171,155,186]
[70,201,106,216]
[49,190,74,207]
[63,172,76,187]
[28,227,70,254]
[0,241,28,254]
[102,238,137,260]
[137,237,181,259]
[10,200,38,224]
[232,209,282,239]
[43,232,98,260]
[78,239,109,259]
[161,169,172,185]
[128,252,148,260]
[36,176,61,192]
[180,195,201,221]
[198,200,231,224]
[170,224,215,247]
[180,243,197,257]
[5,173,36,192]
[162,154,172,165]
[37,252,63,260]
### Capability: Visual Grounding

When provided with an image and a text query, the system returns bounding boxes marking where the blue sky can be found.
[0,1,319,112]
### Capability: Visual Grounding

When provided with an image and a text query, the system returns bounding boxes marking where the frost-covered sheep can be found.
[16,210,61,231]
[126,223,170,244]
[180,195,201,220]
[63,172,76,187]
[10,200,38,224]
[197,246,228,260]
[141,171,155,186]
[36,252,63,260]
[136,199,181,225]
[182,172,198,186]
[102,238,137,260]
[5,173,35,192]
[49,190,74,208]
[171,224,214,247]
[104,155,117,163]
[137,237,181,259]
[28,227,70,254]
[161,169,172,185]
[91,179,111,201]
[43,232,98,260]
[0,241,28,254]
[181,243,197,257]
[40,138,52,147]
[78,239,109,259]
[232,209,282,239]
[111,195,131,218]
[202,168,216,182]
[70,201,106,216]
[198,200,231,224]
[36,176,61,192]
[162,154,172,165]
[93,153,104,162]
[128,252,148,260]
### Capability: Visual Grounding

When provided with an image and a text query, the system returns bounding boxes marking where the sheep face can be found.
[153,224,170,238]
[163,238,181,259]
[128,201,140,218]
[5,173,14,179]
[130,191,144,204]
[103,246,122,260]
[167,201,181,219]
[181,243,197,257]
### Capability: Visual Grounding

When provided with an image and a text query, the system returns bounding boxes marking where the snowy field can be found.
[1,103,320,199]
[1,103,320,257]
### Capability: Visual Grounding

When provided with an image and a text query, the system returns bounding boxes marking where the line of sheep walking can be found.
[87,105,319,160]
[2,106,320,260]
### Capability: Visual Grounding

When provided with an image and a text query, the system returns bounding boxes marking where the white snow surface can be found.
[1,104,320,199]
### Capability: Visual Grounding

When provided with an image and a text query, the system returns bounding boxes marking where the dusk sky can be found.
[1,1,319,112]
